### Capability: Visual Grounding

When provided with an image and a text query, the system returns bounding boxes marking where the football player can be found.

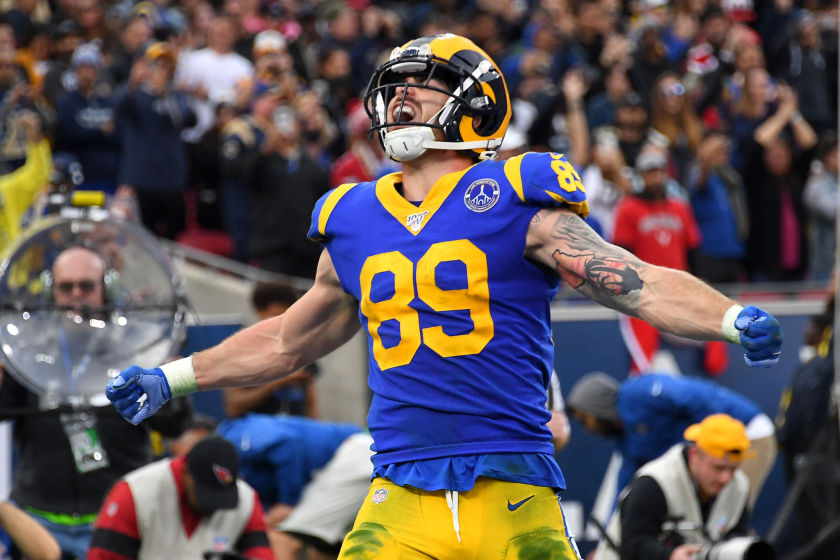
[107,35,783,559]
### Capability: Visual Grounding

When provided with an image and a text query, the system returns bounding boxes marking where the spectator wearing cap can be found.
[687,132,749,283]
[613,150,705,374]
[581,126,633,242]
[568,374,775,509]
[88,435,274,560]
[628,17,678,100]
[175,15,253,143]
[41,20,83,107]
[593,414,768,560]
[610,92,649,169]
[803,132,839,280]
[113,41,196,239]
[54,43,120,193]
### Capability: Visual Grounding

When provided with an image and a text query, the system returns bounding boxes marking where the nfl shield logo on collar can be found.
[372,488,389,504]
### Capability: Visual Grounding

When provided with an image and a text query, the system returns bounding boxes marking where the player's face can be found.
[387,74,450,137]
[52,248,105,311]
[688,446,741,499]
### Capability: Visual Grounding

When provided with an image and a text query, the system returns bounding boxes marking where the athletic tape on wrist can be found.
[722,304,744,344]
[160,356,199,397]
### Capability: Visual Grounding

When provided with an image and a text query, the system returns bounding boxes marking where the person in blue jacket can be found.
[567,372,776,507]
[112,42,195,239]
[218,414,373,560]
[54,43,120,193]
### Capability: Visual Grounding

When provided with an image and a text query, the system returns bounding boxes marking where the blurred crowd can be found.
[0,0,836,281]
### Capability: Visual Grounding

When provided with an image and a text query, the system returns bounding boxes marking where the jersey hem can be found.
[371,441,556,467]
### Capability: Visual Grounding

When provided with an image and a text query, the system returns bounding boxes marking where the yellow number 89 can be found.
[359,239,494,370]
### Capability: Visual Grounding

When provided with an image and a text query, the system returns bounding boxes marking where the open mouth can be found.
[391,104,417,125]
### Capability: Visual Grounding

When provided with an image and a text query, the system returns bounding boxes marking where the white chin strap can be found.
[382,127,502,162]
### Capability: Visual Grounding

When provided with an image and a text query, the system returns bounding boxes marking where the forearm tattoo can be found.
[549,212,647,314]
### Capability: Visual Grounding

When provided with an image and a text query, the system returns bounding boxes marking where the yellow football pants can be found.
[337,477,582,560]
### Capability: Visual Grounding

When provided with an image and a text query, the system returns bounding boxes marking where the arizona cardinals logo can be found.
[213,464,234,485]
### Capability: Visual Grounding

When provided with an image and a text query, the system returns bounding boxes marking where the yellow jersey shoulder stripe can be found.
[318,183,358,237]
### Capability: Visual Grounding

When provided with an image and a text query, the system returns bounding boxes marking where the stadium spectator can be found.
[687,132,750,283]
[804,132,839,280]
[567,373,777,508]
[649,72,703,180]
[248,105,329,278]
[770,10,834,133]
[89,435,273,560]
[175,15,253,143]
[613,92,650,169]
[580,126,633,242]
[53,43,119,192]
[594,414,772,560]
[108,17,152,87]
[224,282,317,418]
[0,246,190,559]
[218,414,373,560]
[0,110,49,252]
[612,150,705,373]
[586,65,633,132]
[742,84,817,281]
[113,41,196,239]
[41,20,83,107]
[218,84,278,263]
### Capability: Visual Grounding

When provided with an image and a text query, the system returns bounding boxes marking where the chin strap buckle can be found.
[479,150,498,161]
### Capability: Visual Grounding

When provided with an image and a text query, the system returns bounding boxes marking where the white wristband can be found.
[160,356,199,397]
[722,305,744,344]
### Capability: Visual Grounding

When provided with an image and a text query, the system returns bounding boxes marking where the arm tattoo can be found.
[549,212,647,314]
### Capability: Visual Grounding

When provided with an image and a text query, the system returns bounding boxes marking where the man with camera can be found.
[88,435,273,560]
[594,414,774,560]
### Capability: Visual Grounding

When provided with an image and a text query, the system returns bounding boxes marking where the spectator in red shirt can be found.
[613,150,729,375]
[88,436,273,560]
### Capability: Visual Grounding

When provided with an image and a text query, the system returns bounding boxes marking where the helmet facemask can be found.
[364,45,506,162]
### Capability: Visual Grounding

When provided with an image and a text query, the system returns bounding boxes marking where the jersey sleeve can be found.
[504,152,589,217]
[307,183,357,243]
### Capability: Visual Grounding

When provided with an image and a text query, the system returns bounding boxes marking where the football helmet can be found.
[364,34,511,162]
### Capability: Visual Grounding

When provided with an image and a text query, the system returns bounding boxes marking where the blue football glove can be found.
[106,366,172,425]
[734,306,783,368]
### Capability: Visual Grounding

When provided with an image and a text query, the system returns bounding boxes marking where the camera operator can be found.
[568,373,776,508]
[595,414,775,560]
[0,246,191,559]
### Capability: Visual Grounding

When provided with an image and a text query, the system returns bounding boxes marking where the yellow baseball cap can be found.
[684,414,756,461]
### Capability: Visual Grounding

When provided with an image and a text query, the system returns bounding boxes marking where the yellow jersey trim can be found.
[503,154,526,202]
[544,190,590,218]
[375,166,475,236]
[318,183,358,237]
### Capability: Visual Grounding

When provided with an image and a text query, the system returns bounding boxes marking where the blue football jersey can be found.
[308,152,587,471]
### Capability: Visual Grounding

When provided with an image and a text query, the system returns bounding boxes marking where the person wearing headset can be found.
[0,246,190,559]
